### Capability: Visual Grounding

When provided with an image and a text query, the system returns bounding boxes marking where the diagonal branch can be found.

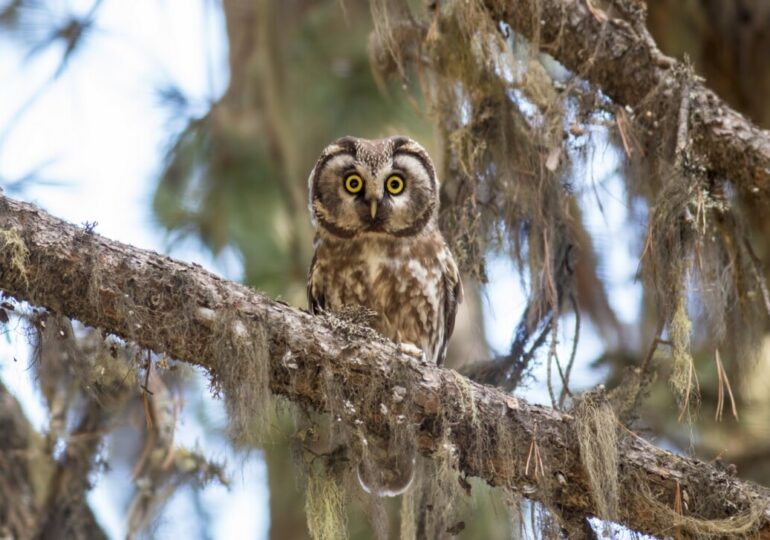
[1,193,770,537]
[482,0,770,199]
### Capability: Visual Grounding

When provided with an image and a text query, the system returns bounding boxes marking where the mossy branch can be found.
[2,193,770,537]
[481,0,770,200]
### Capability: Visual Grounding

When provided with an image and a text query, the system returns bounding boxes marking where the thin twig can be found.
[510,317,554,391]
[616,111,633,158]
[558,293,579,407]
[677,355,695,423]
[639,319,665,376]
[525,428,544,479]
[546,319,560,409]
[674,59,693,170]
[714,349,739,422]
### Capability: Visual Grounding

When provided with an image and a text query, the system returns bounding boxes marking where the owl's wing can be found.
[307,251,326,314]
[438,250,463,366]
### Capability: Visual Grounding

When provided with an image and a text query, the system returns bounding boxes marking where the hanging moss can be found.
[637,476,764,538]
[305,468,349,540]
[669,295,699,419]
[0,228,29,286]
[209,313,274,446]
[573,390,620,523]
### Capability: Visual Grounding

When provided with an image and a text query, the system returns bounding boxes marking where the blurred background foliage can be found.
[3,0,770,538]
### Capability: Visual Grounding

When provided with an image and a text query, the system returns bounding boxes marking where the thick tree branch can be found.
[1,193,770,537]
[483,0,770,199]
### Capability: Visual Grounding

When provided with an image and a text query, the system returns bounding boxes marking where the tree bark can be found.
[481,0,770,200]
[2,193,770,536]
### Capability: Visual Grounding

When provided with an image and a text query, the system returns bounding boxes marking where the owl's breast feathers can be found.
[307,230,462,365]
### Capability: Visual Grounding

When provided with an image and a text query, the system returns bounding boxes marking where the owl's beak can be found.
[370,199,378,219]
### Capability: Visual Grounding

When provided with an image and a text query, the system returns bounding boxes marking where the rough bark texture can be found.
[482,0,770,200]
[2,193,770,536]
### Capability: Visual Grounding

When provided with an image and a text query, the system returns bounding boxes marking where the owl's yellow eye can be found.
[385,175,405,195]
[344,174,364,194]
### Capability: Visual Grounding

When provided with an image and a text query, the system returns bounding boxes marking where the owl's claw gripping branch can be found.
[398,342,425,360]
[2,192,770,537]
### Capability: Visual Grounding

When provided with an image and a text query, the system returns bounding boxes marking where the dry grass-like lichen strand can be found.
[670,295,699,419]
[305,469,349,540]
[645,169,697,315]
[637,477,764,538]
[399,486,417,540]
[573,389,619,523]
[0,228,29,286]
[208,309,273,446]
[447,369,517,478]
[407,432,465,539]
[644,170,701,414]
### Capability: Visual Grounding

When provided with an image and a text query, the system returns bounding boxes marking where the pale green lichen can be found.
[0,228,29,286]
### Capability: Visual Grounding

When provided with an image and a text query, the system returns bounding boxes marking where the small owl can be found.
[307,135,463,495]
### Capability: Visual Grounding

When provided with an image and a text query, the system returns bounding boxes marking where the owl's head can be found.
[308,136,439,238]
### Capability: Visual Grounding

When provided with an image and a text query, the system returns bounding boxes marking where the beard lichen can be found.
[305,462,349,540]
[0,228,30,287]
[403,431,465,539]
[573,389,620,524]
[636,475,764,538]
[669,295,699,421]
[208,311,273,446]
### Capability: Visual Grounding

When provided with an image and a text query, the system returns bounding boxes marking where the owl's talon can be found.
[398,342,426,362]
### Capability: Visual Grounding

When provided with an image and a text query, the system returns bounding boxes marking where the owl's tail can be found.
[356,443,415,497]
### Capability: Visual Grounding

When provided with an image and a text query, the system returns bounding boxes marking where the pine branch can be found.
[2,193,770,536]
[482,0,770,199]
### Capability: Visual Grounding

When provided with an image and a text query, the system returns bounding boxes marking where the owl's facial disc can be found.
[309,136,439,238]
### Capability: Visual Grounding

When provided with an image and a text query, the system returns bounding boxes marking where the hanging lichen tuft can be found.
[208,311,274,446]
[0,228,29,286]
[574,389,620,523]
[669,295,699,419]
[305,467,349,540]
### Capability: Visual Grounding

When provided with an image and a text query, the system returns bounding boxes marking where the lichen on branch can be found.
[2,193,770,537]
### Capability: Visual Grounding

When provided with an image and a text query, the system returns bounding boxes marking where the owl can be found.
[306,135,463,495]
